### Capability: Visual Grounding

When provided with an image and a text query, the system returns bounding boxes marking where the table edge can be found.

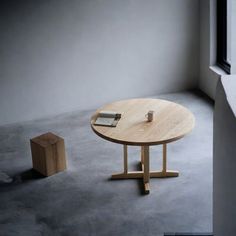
[90,122,194,146]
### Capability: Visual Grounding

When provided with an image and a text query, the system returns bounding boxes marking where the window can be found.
[217,0,231,74]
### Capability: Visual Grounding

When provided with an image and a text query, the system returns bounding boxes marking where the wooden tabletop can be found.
[91,98,195,146]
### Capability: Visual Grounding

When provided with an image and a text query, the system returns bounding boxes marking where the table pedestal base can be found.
[111,144,179,194]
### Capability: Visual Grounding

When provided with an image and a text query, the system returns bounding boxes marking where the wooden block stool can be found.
[30,132,67,176]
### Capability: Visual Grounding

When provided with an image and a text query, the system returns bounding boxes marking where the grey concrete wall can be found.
[0,0,199,126]
[213,76,236,236]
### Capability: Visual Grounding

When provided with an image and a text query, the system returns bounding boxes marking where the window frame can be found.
[217,0,231,74]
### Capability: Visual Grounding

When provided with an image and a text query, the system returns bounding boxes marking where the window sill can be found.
[209,65,228,78]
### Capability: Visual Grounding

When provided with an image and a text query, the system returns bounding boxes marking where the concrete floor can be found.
[0,91,213,236]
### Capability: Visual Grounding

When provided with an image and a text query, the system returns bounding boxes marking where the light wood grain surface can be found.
[91,98,195,146]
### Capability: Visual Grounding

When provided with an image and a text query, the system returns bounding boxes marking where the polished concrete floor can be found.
[0,91,213,236]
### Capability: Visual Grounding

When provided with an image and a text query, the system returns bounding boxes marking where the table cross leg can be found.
[142,146,150,194]
[111,144,179,193]
[149,144,179,178]
[112,145,150,194]
[123,145,128,174]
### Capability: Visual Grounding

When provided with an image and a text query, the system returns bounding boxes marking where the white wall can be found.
[199,0,236,99]
[199,0,218,99]
[231,0,236,73]
[213,76,236,236]
[0,0,199,126]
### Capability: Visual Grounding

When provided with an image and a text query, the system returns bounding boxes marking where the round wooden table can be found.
[91,98,195,194]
